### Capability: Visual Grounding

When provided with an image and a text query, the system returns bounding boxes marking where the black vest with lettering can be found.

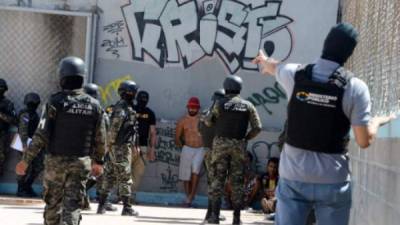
[215,96,250,139]
[48,92,100,157]
[286,64,351,154]
[19,109,40,137]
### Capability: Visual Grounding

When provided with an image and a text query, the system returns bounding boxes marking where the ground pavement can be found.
[0,196,272,225]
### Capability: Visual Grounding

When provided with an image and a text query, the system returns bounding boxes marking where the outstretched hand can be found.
[252,49,280,75]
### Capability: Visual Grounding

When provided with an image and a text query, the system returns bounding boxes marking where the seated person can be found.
[224,152,260,209]
[260,157,279,214]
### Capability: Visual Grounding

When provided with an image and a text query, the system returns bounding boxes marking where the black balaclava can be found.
[27,103,39,112]
[136,91,149,109]
[60,76,83,90]
[321,23,359,65]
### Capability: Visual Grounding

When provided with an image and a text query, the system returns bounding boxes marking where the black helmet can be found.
[212,89,225,101]
[0,79,8,91]
[58,56,86,79]
[118,80,138,96]
[223,75,242,93]
[24,92,41,105]
[83,83,100,99]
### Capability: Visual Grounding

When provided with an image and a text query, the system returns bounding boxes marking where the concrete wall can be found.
[0,0,340,205]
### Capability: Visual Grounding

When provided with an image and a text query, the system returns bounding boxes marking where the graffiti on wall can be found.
[160,165,179,192]
[248,136,281,173]
[101,0,294,74]
[99,75,133,104]
[101,20,128,58]
[156,125,181,192]
[246,81,287,115]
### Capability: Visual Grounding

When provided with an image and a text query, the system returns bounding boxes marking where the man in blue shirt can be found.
[252,23,395,225]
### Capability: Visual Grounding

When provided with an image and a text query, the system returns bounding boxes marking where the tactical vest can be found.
[286,64,352,154]
[215,96,250,140]
[19,110,40,137]
[48,93,100,157]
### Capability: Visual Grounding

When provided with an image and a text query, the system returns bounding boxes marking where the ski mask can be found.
[136,91,149,109]
[321,23,359,65]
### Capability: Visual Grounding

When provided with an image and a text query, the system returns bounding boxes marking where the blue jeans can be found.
[275,178,351,225]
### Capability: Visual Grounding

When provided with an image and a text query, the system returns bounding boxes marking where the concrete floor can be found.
[0,196,271,225]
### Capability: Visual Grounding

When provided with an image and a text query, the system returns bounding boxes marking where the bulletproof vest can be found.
[286,64,352,154]
[48,92,100,157]
[215,96,250,139]
[19,109,40,137]
[0,98,14,132]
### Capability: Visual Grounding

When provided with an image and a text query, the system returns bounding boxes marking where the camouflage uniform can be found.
[17,109,43,196]
[83,112,116,208]
[205,94,261,223]
[0,97,16,175]
[98,99,136,202]
[22,90,106,225]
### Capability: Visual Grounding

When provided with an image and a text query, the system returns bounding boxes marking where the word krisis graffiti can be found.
[120,0,293,74]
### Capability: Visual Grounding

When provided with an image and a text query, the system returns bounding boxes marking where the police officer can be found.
[96,80,139,216]
[16,57,106,225]
[82,83,118,212]
[0,78,16,175]
[198,89,226,222]
[16,92,42,197]
[205,76,262,224]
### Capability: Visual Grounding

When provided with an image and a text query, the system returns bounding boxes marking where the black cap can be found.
[321,23,359,65]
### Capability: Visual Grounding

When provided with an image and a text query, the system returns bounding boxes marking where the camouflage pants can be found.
[203,147,213,197]
[42,155,91,225]
[99,144,132,198]
[210,137,246,208]
[96,153,118,197]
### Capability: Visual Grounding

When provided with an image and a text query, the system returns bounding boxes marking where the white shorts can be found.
[178,145,205,181]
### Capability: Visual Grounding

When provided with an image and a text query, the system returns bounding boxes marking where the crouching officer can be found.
[205,75,262,225]
[16,57,106,225]
[16,92,42,197]
[97,80,139,216]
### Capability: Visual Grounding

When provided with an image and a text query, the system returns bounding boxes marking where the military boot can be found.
[232,208,242,225]
[207,200,221,224]
[121,196,139,216]
[105,202,118,211]
[96,195,107,214]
